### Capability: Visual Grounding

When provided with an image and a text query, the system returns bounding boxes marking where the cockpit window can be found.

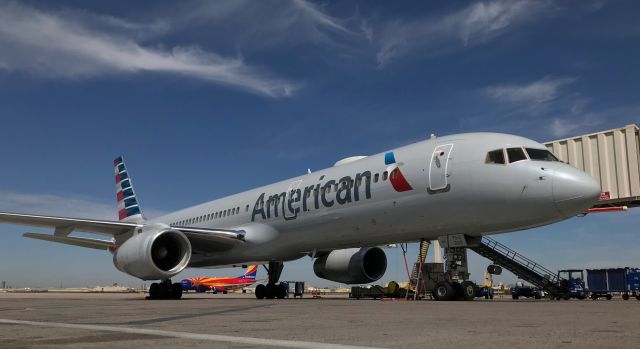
[526,148,559,161]
[485,149,505,164]
[506,147,527,163]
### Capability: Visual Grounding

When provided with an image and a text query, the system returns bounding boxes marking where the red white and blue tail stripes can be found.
[114,156,144,222]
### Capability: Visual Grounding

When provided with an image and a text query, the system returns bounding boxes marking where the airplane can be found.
[181,265,258,294]
[0,132,601,301]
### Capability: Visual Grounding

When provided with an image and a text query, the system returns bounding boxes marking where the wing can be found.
[0,212,139,236]
[0,212,246,253]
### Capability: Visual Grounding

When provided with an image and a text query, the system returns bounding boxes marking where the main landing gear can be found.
[148,279,183,300]
[255,261,288,300]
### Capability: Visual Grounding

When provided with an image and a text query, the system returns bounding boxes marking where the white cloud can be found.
[0,2,297,97]
[182,0,368,51]
[376,0,548,67]
[0,191,166,220]
[485,76,577,105]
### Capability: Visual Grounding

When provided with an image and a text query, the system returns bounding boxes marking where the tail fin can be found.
[114,156,145,223]
[240,265,258,280]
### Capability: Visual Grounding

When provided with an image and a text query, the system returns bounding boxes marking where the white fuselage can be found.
[150,132,601,267]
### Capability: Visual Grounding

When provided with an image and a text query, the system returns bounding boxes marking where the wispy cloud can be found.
[0,2,297,97]
[182,0,368,50]
[485,76,577,105]
[0,191,166,220]
[376,0,549,67]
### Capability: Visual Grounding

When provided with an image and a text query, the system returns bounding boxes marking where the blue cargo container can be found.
[586,268,640,300]
[628,269,640,292]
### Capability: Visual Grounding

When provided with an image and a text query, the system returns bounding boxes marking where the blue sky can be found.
[0,0,639,288]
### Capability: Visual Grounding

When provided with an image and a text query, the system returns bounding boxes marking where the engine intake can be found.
[313,247,387,284]
[113,227,191,280]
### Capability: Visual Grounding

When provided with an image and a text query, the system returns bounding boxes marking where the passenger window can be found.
[382,171,388,181]
[506,147,527,163]
[526,148,559,161]
[374,173,379,183]
[485,149,505,164]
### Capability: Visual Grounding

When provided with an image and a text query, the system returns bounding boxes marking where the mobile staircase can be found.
[469,236,567,298]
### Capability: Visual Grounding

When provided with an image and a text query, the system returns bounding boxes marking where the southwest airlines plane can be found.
[181,265,258,294]
[0,133,600,300]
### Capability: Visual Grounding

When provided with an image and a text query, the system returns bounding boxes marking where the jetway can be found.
[544,124,640,208]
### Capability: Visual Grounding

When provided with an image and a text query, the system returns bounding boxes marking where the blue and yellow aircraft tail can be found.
[239,265,258,280]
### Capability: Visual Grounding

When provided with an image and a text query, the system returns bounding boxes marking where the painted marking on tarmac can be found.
[0,318,384,349]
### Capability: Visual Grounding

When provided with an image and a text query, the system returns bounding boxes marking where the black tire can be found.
[222,290,228,295]
[622,293,630,300]
[255,284,266,299]
[489,294,494,300]
[276,283,287,299]
[265,283,276,299]
[576,295,585,300]
[452,282,465,301]
[158,283,169,299]
[461,281,476,301]
[485,294,489,300]
[606,294,612,300]
[172,283,183,299]
[512,295,519,300]
[636,295,640,301]
[433,281,454,301]
[149,283,159,299]
[590,294,598,300]
[563,295,570,301]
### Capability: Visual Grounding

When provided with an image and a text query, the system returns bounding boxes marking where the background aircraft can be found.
[181,265,258,294]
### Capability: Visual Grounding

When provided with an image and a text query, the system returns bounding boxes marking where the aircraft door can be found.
[428,144,454,192]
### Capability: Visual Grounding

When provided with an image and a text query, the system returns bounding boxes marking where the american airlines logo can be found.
[251,171,373,222]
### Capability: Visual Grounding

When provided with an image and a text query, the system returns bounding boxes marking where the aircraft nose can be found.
[553,165,601,217]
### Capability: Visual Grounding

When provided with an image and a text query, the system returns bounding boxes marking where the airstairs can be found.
[469,236,567,297]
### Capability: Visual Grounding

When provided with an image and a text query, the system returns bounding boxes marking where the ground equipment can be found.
[557,269,588,300]
[587,268,640,300]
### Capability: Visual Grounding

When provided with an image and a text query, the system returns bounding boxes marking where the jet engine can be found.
[313,247,387,284]
[113,227,191,280]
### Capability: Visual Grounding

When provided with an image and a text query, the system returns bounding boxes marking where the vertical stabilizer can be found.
[240,265,258,280]
[114,156,145,223]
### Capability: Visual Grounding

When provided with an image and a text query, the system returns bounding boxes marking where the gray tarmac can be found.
[0,292,638,349]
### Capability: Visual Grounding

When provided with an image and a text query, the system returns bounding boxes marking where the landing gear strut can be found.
[255,261,288,300]
[148,279,182,300]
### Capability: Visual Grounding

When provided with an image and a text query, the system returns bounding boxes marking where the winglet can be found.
[114,156,145,223]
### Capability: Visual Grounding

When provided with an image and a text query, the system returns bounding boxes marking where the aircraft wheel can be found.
[265,283,276,299]
[276,283,287,299]
[461,281,476,301]
[222,290,228,295]
[622,293,630,300]
[156,283,170,299]
[433,281,454,301]
[606,294,612,300]
[172,283,183,299]
[590,294,598,300]
[149,283,159,299]
[512,295,519,300]
[255,284,266,299]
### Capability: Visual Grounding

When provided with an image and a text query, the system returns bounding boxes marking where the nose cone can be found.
[553,165,601,217]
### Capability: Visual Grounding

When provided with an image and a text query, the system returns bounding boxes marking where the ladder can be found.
[408,239,430,299]
[469,236,567,297]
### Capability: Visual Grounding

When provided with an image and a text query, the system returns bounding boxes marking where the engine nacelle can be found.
[313,247,387,284]
[113,226,191,280]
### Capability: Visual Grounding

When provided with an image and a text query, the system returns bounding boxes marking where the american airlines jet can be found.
[0,133,600,300]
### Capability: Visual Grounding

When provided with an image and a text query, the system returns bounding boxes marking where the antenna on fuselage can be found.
[307,168,312,174]
[430,133,437,139]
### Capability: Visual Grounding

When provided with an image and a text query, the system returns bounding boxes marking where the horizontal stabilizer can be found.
[23,233,115,250]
